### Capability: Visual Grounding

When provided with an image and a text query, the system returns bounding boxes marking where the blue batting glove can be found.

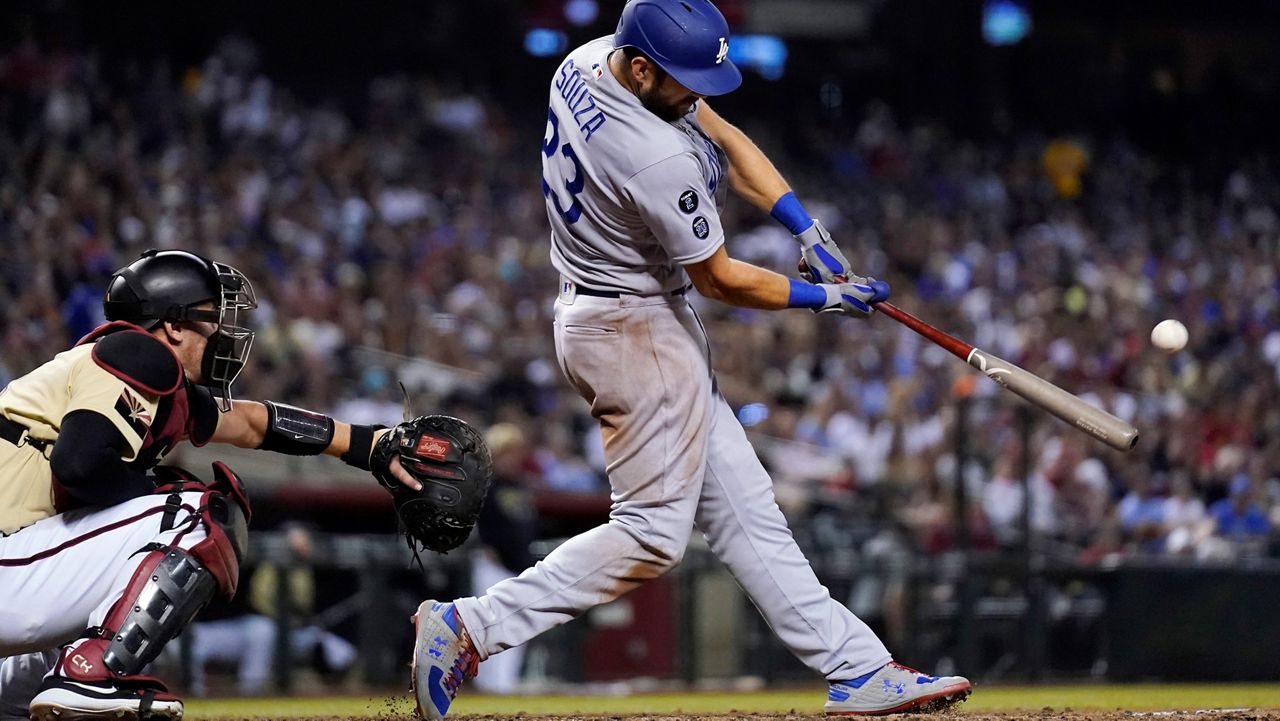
[815,277,891,318]
[796,219,853,284]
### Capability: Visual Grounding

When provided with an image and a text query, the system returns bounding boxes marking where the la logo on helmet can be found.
[715,37,728,64]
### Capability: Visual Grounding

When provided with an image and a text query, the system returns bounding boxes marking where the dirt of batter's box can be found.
[220,711,1280,721]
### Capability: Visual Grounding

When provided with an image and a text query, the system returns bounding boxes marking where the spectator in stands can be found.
[982,446,1028,548]
[533,423,603,493]
[188,523,356,695]
[1208,474,1271,548]
[0,23,1277,572]
[1162,470,1207,556]
[1117,473,1167,554]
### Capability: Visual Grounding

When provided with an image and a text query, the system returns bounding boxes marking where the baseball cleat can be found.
[29,675,183,721]
[825,662,972,715]
[410,600,480,720]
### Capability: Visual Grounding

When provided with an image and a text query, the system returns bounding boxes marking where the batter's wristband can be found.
[787,278,828,309]
[770,192,814,236]
[341,424,385,470]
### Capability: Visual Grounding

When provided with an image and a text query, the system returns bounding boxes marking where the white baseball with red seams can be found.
[1151,319,1189,352]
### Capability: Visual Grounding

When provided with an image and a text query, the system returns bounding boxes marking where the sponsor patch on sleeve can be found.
[692,215,710,239]
[114,388,152,438]
[678,190,699,214]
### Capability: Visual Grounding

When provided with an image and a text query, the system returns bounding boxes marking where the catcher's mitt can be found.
[371,415,493,554]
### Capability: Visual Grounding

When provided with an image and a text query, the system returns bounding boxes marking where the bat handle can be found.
[874,301,974,360]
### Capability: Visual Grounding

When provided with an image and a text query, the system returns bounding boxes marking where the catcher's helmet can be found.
[104,249,256,409]
[614,0,741,96]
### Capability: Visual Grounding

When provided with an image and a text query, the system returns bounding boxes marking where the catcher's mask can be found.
[104,249,257,411]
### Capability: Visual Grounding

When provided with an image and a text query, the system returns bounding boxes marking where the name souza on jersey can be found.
[556,59,606,142]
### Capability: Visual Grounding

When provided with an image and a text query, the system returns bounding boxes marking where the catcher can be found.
[0,249,491,721]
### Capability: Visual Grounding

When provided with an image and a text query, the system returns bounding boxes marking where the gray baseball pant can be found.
[453,290,891,680]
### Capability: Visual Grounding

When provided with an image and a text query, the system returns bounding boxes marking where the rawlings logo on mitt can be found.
[414,435,451,461]
[371,415,493,554]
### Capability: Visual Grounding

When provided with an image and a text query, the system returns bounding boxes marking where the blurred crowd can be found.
[2,33,1278,567]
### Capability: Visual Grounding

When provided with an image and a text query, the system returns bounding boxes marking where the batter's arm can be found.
[697,102,855,285]
[687,246,888,318]
[695,101,789,212]
[685,246,793,309]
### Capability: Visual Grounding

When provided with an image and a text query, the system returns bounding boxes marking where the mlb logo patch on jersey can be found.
[415,434,452,461]
[692,216,710,239]
[678,190,699,214]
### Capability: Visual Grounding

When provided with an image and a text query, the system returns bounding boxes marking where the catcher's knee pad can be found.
[64,548,217,680]
[190,488,249,598]
[63,486,248,682]
[159,465,251,597]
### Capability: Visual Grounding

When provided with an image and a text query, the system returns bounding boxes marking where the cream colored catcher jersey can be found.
[0,323,217,534]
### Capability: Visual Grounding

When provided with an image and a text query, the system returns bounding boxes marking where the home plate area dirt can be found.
[237,710,1280,721]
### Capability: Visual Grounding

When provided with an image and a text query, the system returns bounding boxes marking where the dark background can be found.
[5,0,1279,180]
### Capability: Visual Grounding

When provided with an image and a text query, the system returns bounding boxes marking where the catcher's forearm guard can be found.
[370,415,493,554]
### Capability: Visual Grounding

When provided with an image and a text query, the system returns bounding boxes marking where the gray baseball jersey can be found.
[452,38,892,685]
[543,37,729,295]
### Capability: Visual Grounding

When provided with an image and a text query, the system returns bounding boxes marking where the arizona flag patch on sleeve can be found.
[114,387,152,438]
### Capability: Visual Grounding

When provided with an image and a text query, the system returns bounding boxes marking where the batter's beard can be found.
[639,96,681,122]
[638,86,691,122]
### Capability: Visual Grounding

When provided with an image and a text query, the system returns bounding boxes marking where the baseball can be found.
[1151,319,1188,352]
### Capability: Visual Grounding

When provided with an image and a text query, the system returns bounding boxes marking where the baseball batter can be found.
[411,1,971,717]
[0,250,420,721]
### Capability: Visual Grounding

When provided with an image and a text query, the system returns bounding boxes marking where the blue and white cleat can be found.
[410,600,480,720]
[825,662,972,715]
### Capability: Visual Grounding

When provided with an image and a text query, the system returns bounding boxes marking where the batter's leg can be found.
[695,393,892,681]
[454,299,713,658]
[414,298,716,720]
[468,554,524,694]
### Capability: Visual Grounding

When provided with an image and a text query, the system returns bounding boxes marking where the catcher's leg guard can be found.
[29,548,216,721]
[72,548,219,679]
[30,489,246,721]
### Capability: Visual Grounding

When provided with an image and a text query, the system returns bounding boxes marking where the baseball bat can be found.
[874,301,1139,452]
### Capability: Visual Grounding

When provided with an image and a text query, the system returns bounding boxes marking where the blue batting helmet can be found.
[614,0,742,97]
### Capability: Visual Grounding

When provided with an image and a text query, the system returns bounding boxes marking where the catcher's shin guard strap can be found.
[258,400,335,455]
[64,548,217,680]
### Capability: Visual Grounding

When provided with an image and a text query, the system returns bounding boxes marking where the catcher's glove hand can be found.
[371,415,493,554]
